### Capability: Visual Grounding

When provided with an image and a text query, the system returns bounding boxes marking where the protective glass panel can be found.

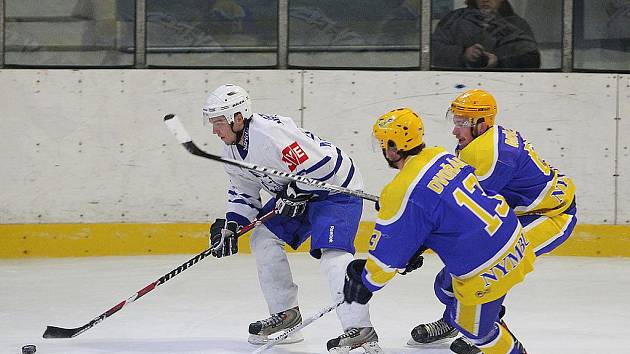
[288,0,421,68]
[430,0,562,70]
[573,0,630,71]
[145,0,278,67]
[4,0,135,67]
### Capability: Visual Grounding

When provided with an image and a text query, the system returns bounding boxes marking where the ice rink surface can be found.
[2,253,629,354]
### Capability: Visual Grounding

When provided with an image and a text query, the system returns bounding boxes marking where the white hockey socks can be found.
[320,249,373,330]
[250,224,299,314]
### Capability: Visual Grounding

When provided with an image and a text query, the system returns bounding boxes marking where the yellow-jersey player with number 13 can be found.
[341,108,535,354]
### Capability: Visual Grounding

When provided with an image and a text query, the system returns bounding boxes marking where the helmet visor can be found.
[370,135,385,153]
[205,115,230,128]
[445,108,474,128]
[445,108,493,128]
[202,109,213,126]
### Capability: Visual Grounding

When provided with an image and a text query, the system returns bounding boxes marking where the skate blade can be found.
[248,331,304,345]
[328,342,383,354]
[361,341,384,353]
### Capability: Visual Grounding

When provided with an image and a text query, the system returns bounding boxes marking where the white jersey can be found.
[222,113,363,225]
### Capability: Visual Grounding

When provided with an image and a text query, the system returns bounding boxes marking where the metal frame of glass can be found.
[0,0,628,73]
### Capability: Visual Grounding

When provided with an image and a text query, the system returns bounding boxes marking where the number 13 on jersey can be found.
[453,174,510,236]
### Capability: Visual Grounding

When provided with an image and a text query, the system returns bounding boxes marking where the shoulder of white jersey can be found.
[251,113,299,128]
[249,113,301,141]
[377,146,449,224]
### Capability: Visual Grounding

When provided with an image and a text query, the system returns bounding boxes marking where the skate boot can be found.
[450,321,527,354]
[247,306,303,345]
[326,327,383,353]
[407,318,458,346]
[450,337,481,354]
[498,320,527,354]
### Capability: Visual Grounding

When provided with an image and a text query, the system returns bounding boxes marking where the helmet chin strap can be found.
[471,125,479,138]
[471,118,486,138]
[231,123,243,144]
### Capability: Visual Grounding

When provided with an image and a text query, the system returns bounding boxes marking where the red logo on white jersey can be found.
[281,141,309,171]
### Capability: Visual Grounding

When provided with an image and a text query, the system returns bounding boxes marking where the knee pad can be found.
[320,249,353,276]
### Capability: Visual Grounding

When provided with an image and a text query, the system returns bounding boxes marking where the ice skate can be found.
[450,337,481,354]
[407,317,458,346]
[247,306,303,345]
[450,320,527,354]
[499,319,527,354]
[326,327,383,353]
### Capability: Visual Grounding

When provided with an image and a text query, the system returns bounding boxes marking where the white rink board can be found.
[618,75,630,225]
[0,70,621,224]
[303,71,617,223]
[0,70,301,223]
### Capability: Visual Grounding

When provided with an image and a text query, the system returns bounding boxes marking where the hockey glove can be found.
[275,182,310,218]
[209,218,240,258]
[400,245,428,275]
[343,259,373,304]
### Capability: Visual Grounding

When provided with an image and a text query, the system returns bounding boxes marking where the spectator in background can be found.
[432,0,541,69]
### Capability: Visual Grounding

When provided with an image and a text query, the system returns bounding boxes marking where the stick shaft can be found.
[164,114,379,202]
[43,210,276,339]
[251,301,343,353]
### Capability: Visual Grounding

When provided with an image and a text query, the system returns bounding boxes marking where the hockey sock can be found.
[250,224,299,314]
[320,249,372,329]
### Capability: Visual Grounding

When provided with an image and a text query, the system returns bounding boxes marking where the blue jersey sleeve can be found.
[478,159,516,195]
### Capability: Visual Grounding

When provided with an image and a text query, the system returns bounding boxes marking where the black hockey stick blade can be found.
[163,114,222,161]
[43,324,89,338]
[42,211,276,340]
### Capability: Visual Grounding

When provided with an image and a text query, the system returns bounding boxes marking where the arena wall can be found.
[1,70,628,257]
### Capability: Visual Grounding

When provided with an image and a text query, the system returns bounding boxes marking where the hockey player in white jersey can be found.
[203,84,381,353]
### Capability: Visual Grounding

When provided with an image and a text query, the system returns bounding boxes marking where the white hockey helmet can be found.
[202,84,252,125]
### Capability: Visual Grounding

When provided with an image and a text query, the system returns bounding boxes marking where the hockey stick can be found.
[42,210,276,339]
[251,300,344,354]
[164,114,379,203]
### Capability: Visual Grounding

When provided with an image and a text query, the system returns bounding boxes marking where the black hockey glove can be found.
[343,259,373,305]
[400,245,428,275]
[209,218,240,258]
[275,182,310,218]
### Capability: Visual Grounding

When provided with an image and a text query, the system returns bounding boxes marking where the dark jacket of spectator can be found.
[432,0,541,69]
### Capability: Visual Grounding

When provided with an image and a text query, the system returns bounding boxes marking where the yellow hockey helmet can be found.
[449,89,497,127]
[373,108,424,152]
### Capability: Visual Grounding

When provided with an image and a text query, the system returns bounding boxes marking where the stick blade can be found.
[163,114,193,144]
[43,325,84,339]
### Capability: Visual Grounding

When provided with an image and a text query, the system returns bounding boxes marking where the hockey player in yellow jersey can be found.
[341,108,534,354]
[448,89,576,255]
[409,89,577,352]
